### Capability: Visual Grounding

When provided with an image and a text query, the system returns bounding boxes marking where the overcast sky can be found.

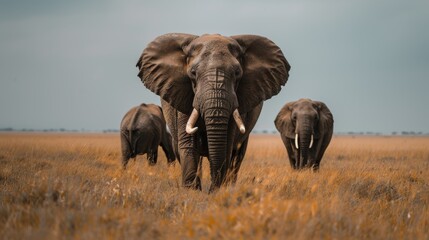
[1,0,428,133]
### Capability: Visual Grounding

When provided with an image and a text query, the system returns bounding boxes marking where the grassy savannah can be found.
[0,133,428,239]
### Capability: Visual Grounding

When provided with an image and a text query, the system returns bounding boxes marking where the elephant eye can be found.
[189,67,197,78]
[234,66,242,78]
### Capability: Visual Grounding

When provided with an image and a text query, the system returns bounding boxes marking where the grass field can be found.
[0,133,428,239]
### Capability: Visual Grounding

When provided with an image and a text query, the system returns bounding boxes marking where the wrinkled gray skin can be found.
[137,33,290,192]
[120,103,175,169]
[275,99,334,170]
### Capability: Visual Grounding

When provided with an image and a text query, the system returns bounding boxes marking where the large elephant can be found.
[120,103,175,169]
[274,99,333,170]
[136,33,290,191]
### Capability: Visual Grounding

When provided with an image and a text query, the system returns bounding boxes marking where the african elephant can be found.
[120,103,175,169]
[274,99,333,170]
[136,33,290,191]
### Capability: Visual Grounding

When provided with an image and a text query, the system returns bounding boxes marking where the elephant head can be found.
[274,99,333,170]
[137,33,290,188]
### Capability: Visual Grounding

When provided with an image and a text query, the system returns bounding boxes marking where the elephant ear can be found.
[136,33,198,114]
[314,101,334,138]
[274,101,296,139]
[231,35,291,114]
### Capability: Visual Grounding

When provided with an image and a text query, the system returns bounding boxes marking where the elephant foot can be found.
[167,161,176,167]
[208,179,223,193]
[183,180,202,191]
[122,158,129,170]
[147,155,157,166]
[224,173,238,186]
[195,177,202,191]
[311,164,320,172]
[208,184,219,194]
[167,158,176,165]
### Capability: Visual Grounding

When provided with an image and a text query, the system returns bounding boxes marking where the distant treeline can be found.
[334,131,429,136]
[0,128,428,136]
[252,130,429,136]
[0,128,119,133]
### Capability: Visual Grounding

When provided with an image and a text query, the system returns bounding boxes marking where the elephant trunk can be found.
[299,133,311,168]
[206,122,229,188]
[296,122,313,169]
[202,95,232,190]
[191,69,242,191]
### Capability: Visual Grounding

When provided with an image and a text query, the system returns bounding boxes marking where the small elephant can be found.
[137,33,290,191]
[120,103,175,169]
[274,99,333,170]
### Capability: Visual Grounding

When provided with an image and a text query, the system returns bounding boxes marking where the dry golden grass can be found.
[0,133,428,239]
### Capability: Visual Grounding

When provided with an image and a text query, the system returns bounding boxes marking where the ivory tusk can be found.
[295,133,299,149]
[233,109,246,134]
[309,134,314,149]
[186,108,199,134]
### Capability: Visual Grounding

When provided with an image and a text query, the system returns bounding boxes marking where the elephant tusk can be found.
[186,108,199,134]
[295,133,299,149]
[309,134,314,149]
[233,109,246,134]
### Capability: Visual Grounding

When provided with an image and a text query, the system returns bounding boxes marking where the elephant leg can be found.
[147,150,158,166]
[294,150,300,169]
[227,137,249,185]
[120,132,132,170]
[225,104,261,184]
[312,150,322,172]
[310,151,320,172]
[121,147,131,169]
[314,134,333,171]
[147,153,152,165]
[153,144,159,165]
[195,156,203,191]
[154,150,158,165]
[177,111,201,190]
[307,146,318,170]
[307,158,316,170]
[288,139,298,170]
[161,139,175,165]
[281,135,296,169]
[161,100,180,164]
[312,162,320,172]
[122,156,130,170]
[122,153,135,169]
